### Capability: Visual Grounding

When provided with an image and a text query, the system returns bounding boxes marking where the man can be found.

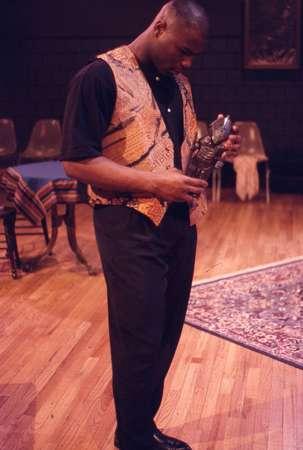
[62,1,240,449]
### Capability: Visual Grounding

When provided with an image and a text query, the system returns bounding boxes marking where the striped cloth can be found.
[0,162,86,225]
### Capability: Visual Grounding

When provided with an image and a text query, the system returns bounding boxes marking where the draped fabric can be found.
[233,155,260,201]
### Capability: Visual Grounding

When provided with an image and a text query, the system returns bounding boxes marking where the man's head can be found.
[146,0,209,74]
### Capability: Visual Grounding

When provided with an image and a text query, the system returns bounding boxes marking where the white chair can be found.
[214,121,270,203]
[21,119,62,162]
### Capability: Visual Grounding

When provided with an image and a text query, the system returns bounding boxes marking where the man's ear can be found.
[153,19,167,38]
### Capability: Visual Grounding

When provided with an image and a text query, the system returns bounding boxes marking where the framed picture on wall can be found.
[244,0,301,69]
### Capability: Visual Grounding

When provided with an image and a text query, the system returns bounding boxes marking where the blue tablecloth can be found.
[16,161,69,192]
[0,161,87,224]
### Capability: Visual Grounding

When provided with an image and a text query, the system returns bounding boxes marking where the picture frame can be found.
[244,0,301,69]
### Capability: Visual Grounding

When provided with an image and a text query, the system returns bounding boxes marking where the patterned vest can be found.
[88,45,207,225]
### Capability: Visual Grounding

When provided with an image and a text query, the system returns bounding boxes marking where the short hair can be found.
[169,0,209,32]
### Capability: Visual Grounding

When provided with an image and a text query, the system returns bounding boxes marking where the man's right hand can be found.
[63,158,207,207]
[152,168,207,207]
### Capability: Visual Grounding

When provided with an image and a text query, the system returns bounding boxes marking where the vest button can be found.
[167,108,172,113]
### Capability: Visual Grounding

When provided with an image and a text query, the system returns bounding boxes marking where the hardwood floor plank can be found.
[0,193,302,449]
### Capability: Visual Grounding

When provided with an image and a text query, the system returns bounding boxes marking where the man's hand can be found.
[222,124,241,161]
[216,114,241,162]
[153,168,208,207]
[63,157,206,207]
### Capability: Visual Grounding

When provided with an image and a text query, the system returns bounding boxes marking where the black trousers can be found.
[94,203,197,450]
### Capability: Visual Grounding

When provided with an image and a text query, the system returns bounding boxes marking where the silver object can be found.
[186,115,232,181]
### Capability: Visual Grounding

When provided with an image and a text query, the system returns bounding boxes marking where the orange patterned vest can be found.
[88,45,207,225]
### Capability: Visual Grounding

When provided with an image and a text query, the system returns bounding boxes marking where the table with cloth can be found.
[0,161,96,275]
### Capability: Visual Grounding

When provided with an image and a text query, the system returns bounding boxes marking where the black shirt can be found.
[62,58,184,169]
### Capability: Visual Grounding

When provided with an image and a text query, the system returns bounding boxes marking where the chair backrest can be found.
[23,119,62,160]
[0,118,17,156]
[197,120,209,139]
[234,121,268,161]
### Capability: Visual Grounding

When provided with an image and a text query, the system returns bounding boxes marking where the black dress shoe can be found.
[114,428,192,449]
[152,428,192,449]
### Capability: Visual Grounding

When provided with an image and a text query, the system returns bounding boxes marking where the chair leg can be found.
[266,167,271,204]
[216,167,222,202]
[64,204,98,275]
[212,170,217,202]
[3,210,20,279]
[212,168,222,202]
[41,217,50,246]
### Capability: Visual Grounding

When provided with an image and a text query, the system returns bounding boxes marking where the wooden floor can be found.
[0,191,303,450]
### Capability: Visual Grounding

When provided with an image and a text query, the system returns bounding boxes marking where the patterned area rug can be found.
[186,258,303,369]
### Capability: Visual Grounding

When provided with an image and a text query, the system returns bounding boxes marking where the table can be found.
[0,161,97,275]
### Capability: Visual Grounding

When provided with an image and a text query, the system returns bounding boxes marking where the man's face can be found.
[152,20,206,75]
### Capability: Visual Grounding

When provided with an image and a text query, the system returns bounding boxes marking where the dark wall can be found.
[1,0,303,189]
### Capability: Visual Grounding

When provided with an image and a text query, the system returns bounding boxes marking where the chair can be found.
[20,119,62,162]
[0,118,17,167]
[213,121,270,203]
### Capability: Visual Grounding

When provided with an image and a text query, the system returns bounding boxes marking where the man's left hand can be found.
[221,124,241,161]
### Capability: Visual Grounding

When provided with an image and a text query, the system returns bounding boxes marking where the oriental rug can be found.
[186,257,303,369]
